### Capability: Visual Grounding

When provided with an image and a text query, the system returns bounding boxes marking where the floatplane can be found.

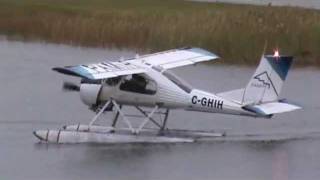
[34,47,301,144]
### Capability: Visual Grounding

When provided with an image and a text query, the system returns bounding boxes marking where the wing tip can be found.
[279,99,303,109]
[186,47,220,59]
[52,67,85,78]
[52,67,63,72]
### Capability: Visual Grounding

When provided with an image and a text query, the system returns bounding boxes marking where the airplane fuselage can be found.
[79,63,259,118]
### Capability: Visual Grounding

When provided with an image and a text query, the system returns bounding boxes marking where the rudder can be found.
[242,53,293,104]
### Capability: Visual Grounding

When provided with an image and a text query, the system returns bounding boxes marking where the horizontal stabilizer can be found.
[243,101,301,115]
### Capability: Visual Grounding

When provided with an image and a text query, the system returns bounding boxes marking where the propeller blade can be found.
[62,82,80,92]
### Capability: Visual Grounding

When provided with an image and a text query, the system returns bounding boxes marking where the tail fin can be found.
[242,52,293,104]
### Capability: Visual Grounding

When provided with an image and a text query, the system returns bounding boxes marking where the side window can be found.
[162,71,192,93]
[104,77,121,86]
[119,74,157,95]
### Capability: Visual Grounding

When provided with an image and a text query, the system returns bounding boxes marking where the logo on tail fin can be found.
[252,71,278,96]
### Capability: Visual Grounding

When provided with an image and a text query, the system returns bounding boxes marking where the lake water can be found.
[191,0,320,9]
[0,38,319,180]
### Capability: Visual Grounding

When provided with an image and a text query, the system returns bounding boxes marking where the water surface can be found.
[0,39,319,180]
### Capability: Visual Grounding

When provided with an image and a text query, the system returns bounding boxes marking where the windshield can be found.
[162,70,192,93]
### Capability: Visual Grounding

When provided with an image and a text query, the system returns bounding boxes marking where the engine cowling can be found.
[79,78,120,109]
[79,81,102,107]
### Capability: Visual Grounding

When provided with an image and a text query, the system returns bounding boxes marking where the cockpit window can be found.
[162,70,192,93]
[119,74,157,95]
[104,77,121,86]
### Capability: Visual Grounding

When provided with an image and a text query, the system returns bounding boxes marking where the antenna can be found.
[262,40,268,56]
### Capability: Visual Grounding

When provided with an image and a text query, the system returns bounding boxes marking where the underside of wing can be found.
[131,47,219,70]
[53,61,146,80]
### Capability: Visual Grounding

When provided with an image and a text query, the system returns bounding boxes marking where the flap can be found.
[133,47,219,70]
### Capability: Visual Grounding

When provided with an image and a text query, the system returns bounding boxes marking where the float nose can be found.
[33,130,48,141]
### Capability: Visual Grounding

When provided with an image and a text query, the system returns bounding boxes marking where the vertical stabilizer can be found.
[243,53,293,104]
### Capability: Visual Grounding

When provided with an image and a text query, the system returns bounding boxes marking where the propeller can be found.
[62,81,80,92]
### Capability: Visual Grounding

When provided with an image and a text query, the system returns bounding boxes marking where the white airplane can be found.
[34,47,301,141]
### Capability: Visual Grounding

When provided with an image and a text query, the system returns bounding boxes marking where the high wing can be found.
[53,61,146,80]
[131,47,219,70]
[52,47,219,80]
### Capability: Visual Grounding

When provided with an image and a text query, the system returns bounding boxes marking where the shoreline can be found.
[2,37,318,69]
[190,0,320,10]
[0,0,319,67]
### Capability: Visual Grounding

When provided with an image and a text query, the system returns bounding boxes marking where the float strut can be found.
[88,100,111,130]
[111,105,122,128]
[160,109,170,131]
[135,106,162,128]
[112,100,135,134]
[136,105,159,134]
[110,105,122,133]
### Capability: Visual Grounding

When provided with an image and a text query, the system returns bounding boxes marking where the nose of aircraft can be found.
[80,83,102,106]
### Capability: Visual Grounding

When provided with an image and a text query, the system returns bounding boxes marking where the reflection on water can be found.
[0,39,319,180]
[272,148,288,180]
